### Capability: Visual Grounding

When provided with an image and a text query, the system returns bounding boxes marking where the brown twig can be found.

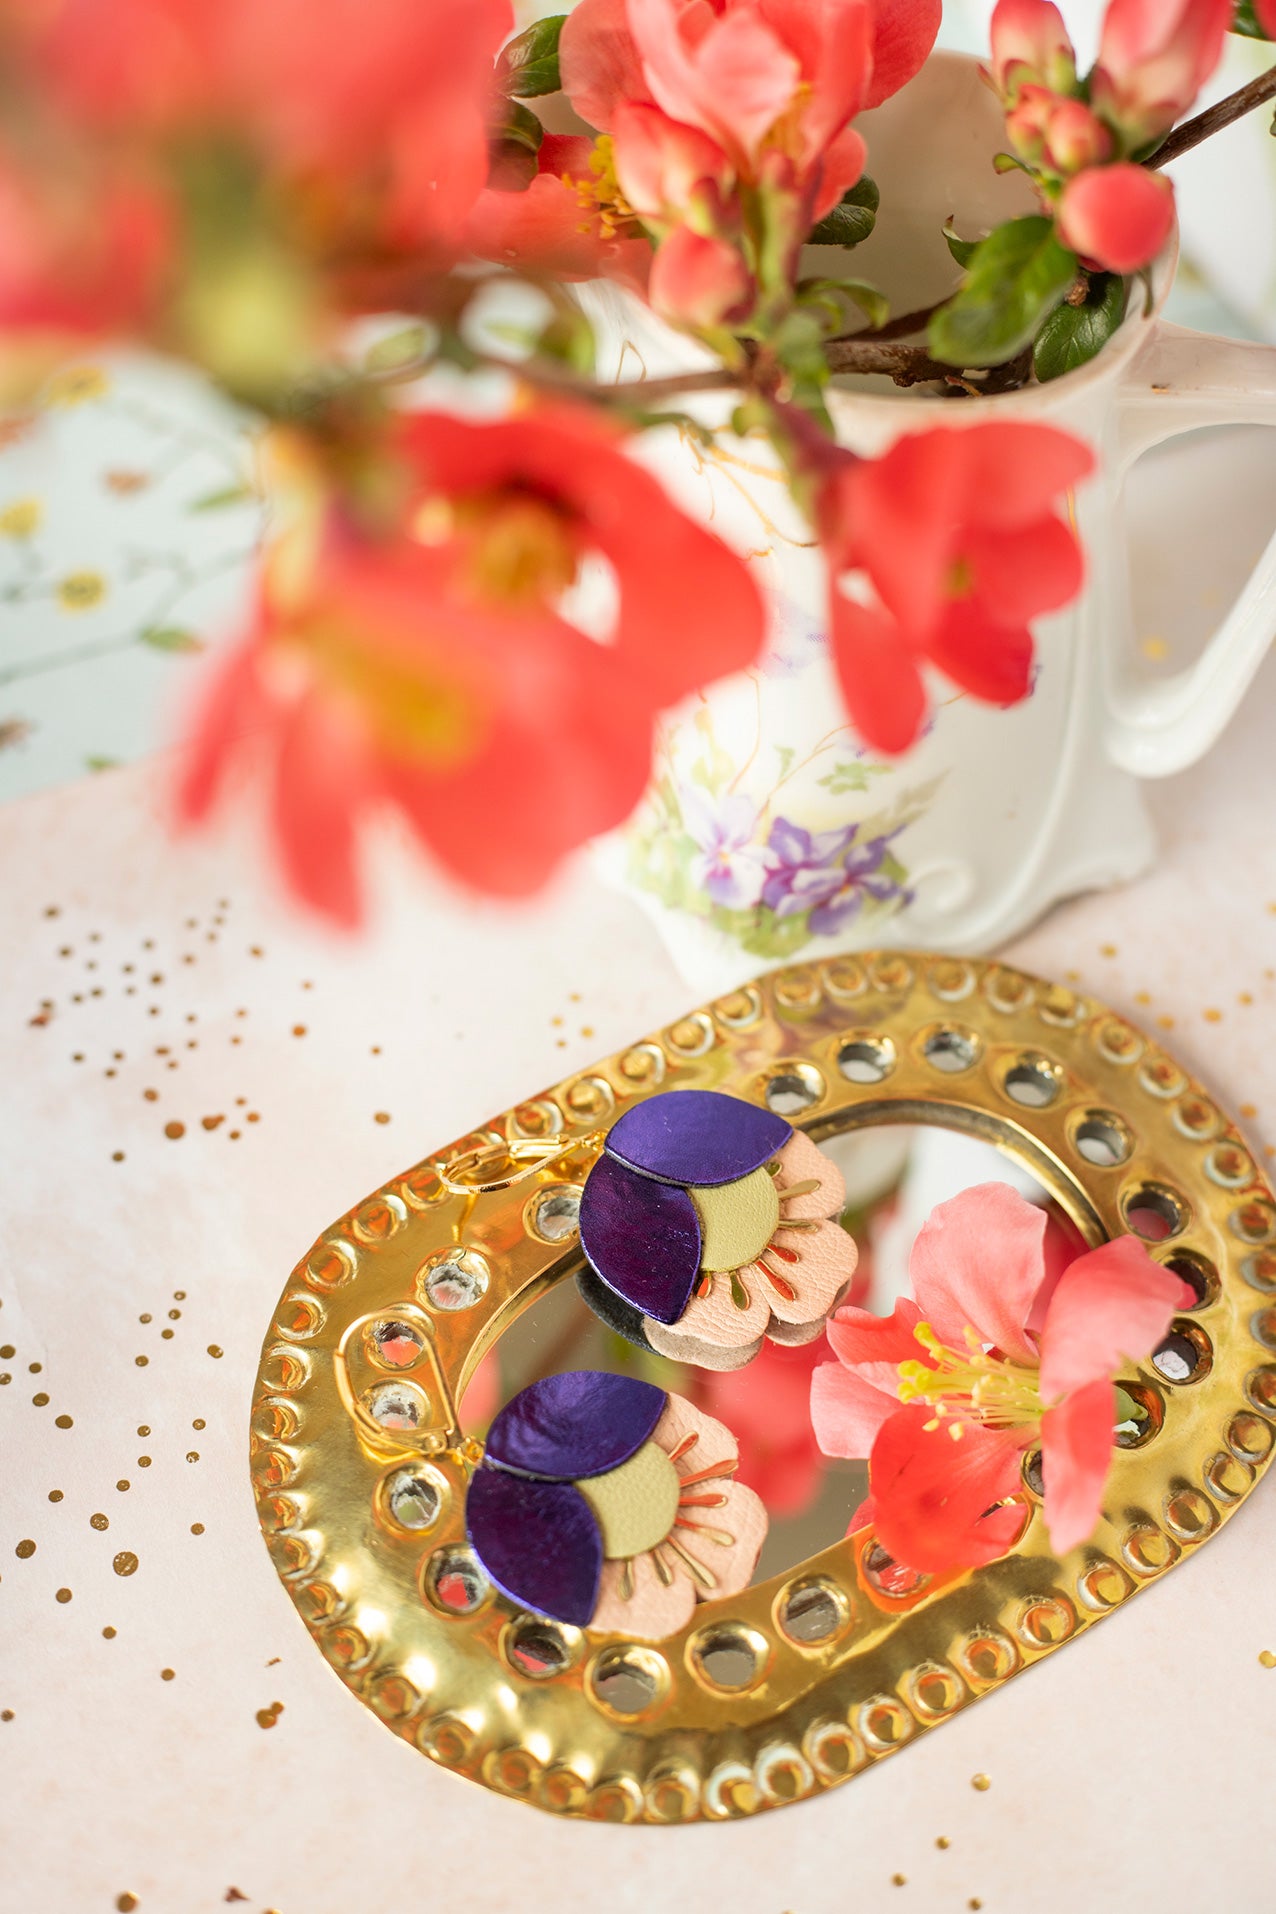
[1149,61,1276,169]
[826,299,945,346]
[823,338,954,383]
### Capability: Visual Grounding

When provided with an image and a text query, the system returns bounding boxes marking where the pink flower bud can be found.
[649,223,755,330]
[988,0,1076,103]
[1041,98,1114,175]
[1005,84,1059,165]
[1092,0,1231,150]
[1057,162,1175,272]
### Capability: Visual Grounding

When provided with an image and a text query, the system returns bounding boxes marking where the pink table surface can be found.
[2,434,1276,1913]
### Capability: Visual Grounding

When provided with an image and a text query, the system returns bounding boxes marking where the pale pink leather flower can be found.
[644,1131,858,1370]
[811,1183,1194,1570]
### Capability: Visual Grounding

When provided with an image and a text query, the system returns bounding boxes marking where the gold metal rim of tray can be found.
[251,952,1276,1824]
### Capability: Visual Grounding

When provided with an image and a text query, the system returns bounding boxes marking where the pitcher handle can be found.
[1104,320,1276,779]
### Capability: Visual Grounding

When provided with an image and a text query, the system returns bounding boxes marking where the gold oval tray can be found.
[251,953,1276,1822]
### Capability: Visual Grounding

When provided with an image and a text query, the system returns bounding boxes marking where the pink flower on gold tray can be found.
[810,1182,1194,1572]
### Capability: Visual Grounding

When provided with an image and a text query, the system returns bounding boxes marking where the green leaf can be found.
[943,219,980,269]
[929,216,1078,368]
[807,175,880,248]
[993,151,1034,175]
[1033,273,1127,382]
[1232,1,1273,39]
[497,15,566,95]
[188,483,255,512]
[495,98,545,154]
[140,625,206,653]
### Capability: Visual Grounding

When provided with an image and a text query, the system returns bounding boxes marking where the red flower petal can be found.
[909,1183,1046,1366]
[825,1297,926,1392]
[271,686,369,928]
[1039,1376,1116,1554]
[559,0,654,131]
[964,512,1085,625]
[868,1406,1026,1574]
[959,422,1095,531]
[828,593,927,755]
[810,1359,901,1458]
[1037,1235,1194,1403]
[841,430,965,637]
[864,0,943,107]
[404,405,766,706]
[465,172,650,288]
[925,599,1035,708]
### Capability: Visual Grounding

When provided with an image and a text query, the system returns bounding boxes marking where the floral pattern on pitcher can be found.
[626,697,944,961]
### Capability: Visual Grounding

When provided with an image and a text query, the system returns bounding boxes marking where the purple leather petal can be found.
[606,1089,792,1187]
[579,1153,701,1326]
[485,1370,668,1480]
[466,1468,602,1626]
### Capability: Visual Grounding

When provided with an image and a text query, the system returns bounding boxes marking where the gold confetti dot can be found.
[374,1111,391,1125]
[292,1024,306,1037]
[256,1701,284,1729]
[137,1425,149,1437]
[170,1310,181,1321]
[111,1151,125,1164]
[1133,990,1151,1006]
[174,1290,186,1301]
[116,1894,139,1912]
[116,1480,129,1492]
[969,1902,983,1911]
[192,1417,204,1430]
[1203,1008,1223,1023]
[1099,943,1117,958]
[54,1413,72,1429]
[936,1837,950,1850]
[891,1875,906,1887]
[191,1523,204,1536]
[90,1513,109,1532]
[55,1587,72,1603]
[163,1120,185,1140]
[138,1456,151,1468]
[0,1343,14,1358]
[32,1391,49,1406]
[112,1552,138,1576]
[208,1345,224,1359]
[143,1088,158,1101]
[0,1709,12,1721]
[1140,635,1168,662]
[186,1451,199,1463]
[135,1356,148,1368]
[15,1539,35,1559]
[160,1668,175,1681]
[102,1627,116,1639]
[1157,1015,1175,1031]
[972,1773,991,1790]
[48,1490,62,1503]
[201,1113,224,1131]
[1259,1649,1276,1668]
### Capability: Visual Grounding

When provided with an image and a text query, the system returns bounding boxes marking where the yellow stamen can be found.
[897,1320,1044,1436]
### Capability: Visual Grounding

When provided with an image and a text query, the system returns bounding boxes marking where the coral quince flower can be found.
[465,1372,767,1638]
[1056,161,1175,273]
[819,421,1095,754]
[0,156,172,340]
[465,133,652,289]
[579,1089,858,1370]
[177,403,765,920]
[810,1182,1195,1571]
[18,0,512,251]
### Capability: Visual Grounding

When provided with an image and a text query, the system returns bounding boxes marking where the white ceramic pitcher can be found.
[587,52,1276,993]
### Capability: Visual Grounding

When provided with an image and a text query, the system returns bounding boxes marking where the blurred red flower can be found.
[1090,0,1231,152]
[1057,160,1175,273]
[177,402,766,920]
[818,421,1094,753]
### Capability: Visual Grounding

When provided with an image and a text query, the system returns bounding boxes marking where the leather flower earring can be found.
[577,1089,858,1370]
[465,1371,767,1639]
